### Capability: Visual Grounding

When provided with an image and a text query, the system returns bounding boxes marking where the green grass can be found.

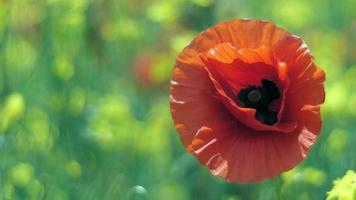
[0,0,355,199]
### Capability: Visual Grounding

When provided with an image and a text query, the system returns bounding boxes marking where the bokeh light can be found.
[0,0,355,199]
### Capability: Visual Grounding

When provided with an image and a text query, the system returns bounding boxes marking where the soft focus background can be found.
[0,0,355,199]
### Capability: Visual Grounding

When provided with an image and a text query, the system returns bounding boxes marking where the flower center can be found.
[237,79,280,125]
[247,89,262,103]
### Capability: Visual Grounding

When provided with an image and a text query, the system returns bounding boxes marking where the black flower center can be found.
[237,79,281,125]
[247,89,262,103]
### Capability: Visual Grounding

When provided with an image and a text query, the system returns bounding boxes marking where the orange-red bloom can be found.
[170,19,325,183]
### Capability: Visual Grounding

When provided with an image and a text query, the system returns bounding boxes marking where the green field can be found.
[0,0,355,199]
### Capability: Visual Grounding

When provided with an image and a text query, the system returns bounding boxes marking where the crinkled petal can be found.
[170,19,325,183]
[201,43,297,133]
[188,120,304,182]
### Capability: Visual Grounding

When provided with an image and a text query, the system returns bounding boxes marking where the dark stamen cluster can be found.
[237,79,280,125]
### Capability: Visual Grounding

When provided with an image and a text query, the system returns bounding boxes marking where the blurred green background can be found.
[0,0,355,199]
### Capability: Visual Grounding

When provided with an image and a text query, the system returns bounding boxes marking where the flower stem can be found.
[273,175,283,200]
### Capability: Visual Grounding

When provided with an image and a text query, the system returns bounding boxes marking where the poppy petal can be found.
[170,47,231,146]
[170,19,325,183]
[201,43,297,132]
[188,119,305,182]
[188,19,291,53]
[225,19,290,48]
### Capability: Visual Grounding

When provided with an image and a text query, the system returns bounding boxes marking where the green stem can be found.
[273,175,283,200]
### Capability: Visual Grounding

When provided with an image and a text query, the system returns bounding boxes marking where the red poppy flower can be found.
[132,53,155,87]
[170,19,325,183]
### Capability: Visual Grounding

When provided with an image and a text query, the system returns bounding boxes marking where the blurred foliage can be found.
[0,0,355,199]
[327,170,356,200]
